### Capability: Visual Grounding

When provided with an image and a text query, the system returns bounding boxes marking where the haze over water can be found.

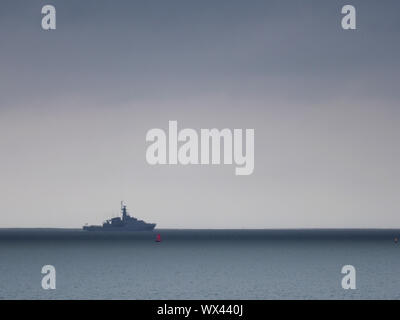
[1,229,399,299]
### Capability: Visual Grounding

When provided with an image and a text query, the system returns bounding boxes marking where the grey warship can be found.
[83,202,156,231]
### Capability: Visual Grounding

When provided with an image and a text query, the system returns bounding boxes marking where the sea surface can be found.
[0,229,400,300]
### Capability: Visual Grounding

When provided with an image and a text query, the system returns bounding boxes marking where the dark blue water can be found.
[0,229,399,299]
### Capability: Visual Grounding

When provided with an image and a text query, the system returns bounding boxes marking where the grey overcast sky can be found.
[0,0,399,228]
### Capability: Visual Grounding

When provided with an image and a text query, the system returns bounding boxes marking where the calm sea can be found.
[0,229,399,299]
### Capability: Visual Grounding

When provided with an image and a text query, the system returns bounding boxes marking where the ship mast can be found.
[121,201,127,220]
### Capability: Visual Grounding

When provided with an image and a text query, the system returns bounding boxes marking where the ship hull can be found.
[83,223,156,232]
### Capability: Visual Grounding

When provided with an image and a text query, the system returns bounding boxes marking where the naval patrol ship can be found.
[83,202,156,231]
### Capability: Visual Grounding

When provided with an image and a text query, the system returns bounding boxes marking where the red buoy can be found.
[155,234,161,242]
